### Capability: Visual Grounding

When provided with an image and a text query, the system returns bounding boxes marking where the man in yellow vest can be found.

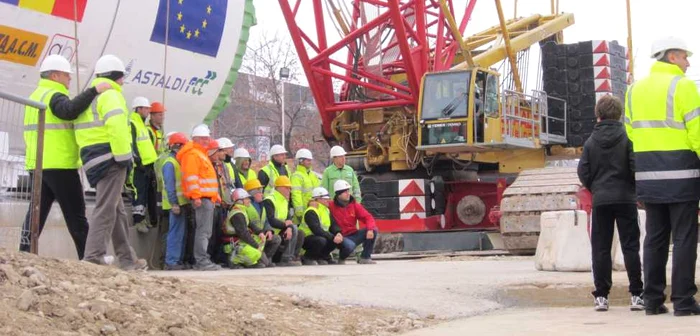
[258,144,290,197]
[148,101,165,154]
[77,54,146,271]
[233,147,257,188]
[223,188,267,268]
[244,179,281,265]
[625,36,700,316]
[299,187,340,265]
[19,54,111,259]
[129,96,159,233]
[157,132,190,270]
[291,148,320,223]
[263,176,303,266]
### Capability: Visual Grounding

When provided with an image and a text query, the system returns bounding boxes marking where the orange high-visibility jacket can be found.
[177,141,221,202]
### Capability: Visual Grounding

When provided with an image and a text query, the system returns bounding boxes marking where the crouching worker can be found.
[330,180,378,264]
[244,179,281,266]
[264,176,304,267]
[299,187,339,265]
[222,189,267,268]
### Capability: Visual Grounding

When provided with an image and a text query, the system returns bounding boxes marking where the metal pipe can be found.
[438,0,474,67]
[30,107,46,254]
[494,0,523,93]
[626,0,634,82]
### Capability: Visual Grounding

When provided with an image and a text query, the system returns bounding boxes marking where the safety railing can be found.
[501,89,567,148]
[0,90,45,255]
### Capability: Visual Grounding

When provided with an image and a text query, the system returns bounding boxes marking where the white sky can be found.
[248,0,700,86]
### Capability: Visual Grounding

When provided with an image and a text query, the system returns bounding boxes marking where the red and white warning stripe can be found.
[398,179,427,196]
[594,66,611,79]
[592,53,610,67]
[399,196,426,213]
[594,79,612,92]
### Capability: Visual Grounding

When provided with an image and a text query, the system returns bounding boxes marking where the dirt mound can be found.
[0,249,430,335]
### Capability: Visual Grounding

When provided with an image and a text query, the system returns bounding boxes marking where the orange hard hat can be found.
[207,139,220,151]
[168,132,187,146]
[150,102,165,113]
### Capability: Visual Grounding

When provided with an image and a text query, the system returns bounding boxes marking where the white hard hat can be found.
[334,180,352,193]
[233,148,251,159]
[231,188,251,202]
[312,187,330,199]
[216,137,234,149]
[40,54,73,74]
[132,97,150,110]
[650,36,693,60]
[295,148,313,160]
[191,124,211,137]
[330,145,347,158]
[94,54,126,74]
[270,145,287,156]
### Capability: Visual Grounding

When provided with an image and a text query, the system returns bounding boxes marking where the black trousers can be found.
[132,164,158,225]
[302,235,336,260]
[182,204,196,266]
[644,201,699,310]
[208,206,227,264]
[19,169,89,260]
[591,204,643,298]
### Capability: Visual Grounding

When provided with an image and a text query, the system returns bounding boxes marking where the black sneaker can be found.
[164,264,186,271]
[630,295,645,311]
[594,297,609,312]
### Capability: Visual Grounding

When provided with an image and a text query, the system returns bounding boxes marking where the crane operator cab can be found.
[416,68,567,154]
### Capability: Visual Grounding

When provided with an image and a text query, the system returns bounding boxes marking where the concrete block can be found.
[535,210,591,272]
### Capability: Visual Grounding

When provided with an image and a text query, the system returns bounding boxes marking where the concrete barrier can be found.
[535,210,591,272]
[611,209,646,271]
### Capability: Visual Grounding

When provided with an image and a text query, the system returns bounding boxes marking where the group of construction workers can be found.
[20,53,379,272]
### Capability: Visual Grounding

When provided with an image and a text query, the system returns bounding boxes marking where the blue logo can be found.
[129,68,218,96]
[150,0,228,57]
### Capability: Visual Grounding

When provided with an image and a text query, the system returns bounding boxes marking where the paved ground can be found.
[153,255,700,334]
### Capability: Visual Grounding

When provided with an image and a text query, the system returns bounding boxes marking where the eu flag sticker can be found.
[150,0,228,57]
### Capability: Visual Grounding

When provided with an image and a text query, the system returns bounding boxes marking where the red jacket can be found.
[329,198,377,236]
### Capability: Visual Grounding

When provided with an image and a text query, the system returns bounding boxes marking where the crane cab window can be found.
[420,71,471,121]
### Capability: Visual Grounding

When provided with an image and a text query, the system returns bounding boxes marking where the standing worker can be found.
[578,95,643,312]
[263,176,303,266]
[217,137,237,193]
[291,148,320,223]
[148,101,166,154]
[258,144,290,197]
[158,132,190,270]
[130,96,159,233]
[177,124,222,271]
[321,146,362,202]
[20,54,111,259]
[233,148,257,188]
[76,54,146,270]
[624,36,700,316]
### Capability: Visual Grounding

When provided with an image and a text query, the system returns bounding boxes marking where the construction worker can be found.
[217,137,237,192]
[130,96,159,233]
[625,36,700,316]
[329,180,378,264]
[321,146,362,202]
[157,132,190,270]
[299,187,340,265]
[148,101,165,154]
[263,176,303,266]
[76,54,146,270]
[19,54,111,259]
[209,138,229,265]
[291,148,320,224]
[258,144,290,197]
[177,124,222,271]
[222,188,268,268]
[244,178,281,266]
[233,147,256,188]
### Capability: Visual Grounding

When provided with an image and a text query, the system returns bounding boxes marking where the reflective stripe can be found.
[684,108,700,123]
[291,186,302,191]
[623,116,631,125]
[114,152,132,162]
[186,175,199,182]
[200,187,219,193]
[73,120,105,129]
[636,169,700,181]
[136,135,150,141]
[631,76,686,130]
[103,109,124,121]
[187,184,201,191]
[24,123,73,131]
[83,152,113,171]
[201,178,218,183]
